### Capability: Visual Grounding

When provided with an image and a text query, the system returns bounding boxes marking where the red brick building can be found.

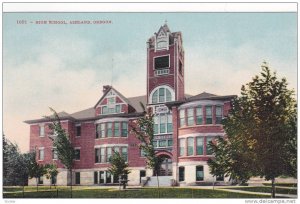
[25,23,235,186]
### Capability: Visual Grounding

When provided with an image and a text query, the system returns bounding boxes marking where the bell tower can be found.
[146,22,185,105]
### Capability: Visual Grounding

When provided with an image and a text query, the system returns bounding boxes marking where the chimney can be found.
[103,85,111,94]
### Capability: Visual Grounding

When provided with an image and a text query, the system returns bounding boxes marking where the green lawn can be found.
[229,187,297,195]
[3,187,269,198]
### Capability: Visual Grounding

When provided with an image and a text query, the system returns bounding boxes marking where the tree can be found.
[208,62,297,198]
[45,163,58,188]
[3,134,34,191]
[108,151,131,189]
[28,153,46,192]
[131,104,164,192]
[47,108,76,197]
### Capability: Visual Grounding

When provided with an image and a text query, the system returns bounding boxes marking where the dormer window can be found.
[156,29,168,50]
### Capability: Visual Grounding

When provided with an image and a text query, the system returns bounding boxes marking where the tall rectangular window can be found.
[75,172,80,185]
[179,139,185,156]
[39,148,44,160]
[160,114,166,133]
[206,106,212,124]
[100,123,105,138]
[121,147,128,162]
[179,167,185,182]
[96,124,100,139]
[196,107,203,125]
[39,125,45,137]
[196,137,204,155]
[102,106,108,114]
[121,122,128,137]
[75,149,80,160]
[107,123,112,137]
[159,140,167,147]
[206,137,214,155]
[216,106,223,124]
[196,166,204,181]
[179,109,185,127]
[107,147,112,162]
[115,105,121,113]
[94,171,98,184]
[95,148,100,163]
[154,116,159,134]
[167,139,173,147]
[187,108,194,126]
[100,148,105,163]
[167,114,173,133]
[187,137,194,156]
[99,171,105,183]
[114,122,120,137]
[76,125,81,137]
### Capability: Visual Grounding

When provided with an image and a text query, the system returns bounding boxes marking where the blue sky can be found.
[3,12,297,152]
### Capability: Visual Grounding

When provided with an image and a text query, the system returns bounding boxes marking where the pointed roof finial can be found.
[164,19,168,25]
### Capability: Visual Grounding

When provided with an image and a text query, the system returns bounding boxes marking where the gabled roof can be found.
[93,86,130,109]
[187,92,217,100]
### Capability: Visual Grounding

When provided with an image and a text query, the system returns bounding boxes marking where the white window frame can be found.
[149,85,175,104]
[39,124,45,137]
[38,147,44,161]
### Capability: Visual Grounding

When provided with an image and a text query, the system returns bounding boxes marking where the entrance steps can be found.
[142,176,173,187]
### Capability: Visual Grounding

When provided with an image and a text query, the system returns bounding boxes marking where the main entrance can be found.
[157,155,172,176]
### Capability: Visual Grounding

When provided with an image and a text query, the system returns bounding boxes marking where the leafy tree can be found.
[208,62,297,198]
[108,151,131,189]
[3,134,34,192]
[28,153,46,192]
[47,108,75,197]
[45,163,58,188]
[131,104,164,191]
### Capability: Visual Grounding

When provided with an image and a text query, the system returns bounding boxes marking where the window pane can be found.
[100,123,105,138]
[100,148,105,163]
[196,107,203,125]
[154,116,159,134]
[76,126,81,137]
[108,97,115,104]
[160,114,166,133]
[166,89,171,102]
[187,138,194,156]
[180,109,185,127]
[206,106,212,124]
[121,122,128,137]
[75,149,80,160]
[116,105,121,113]
[159,88,165,102]
[196,137,204,155]
[94,171,98,184]
[196,166,204,181]
[102,106,108,114]
[95,148,99,163]
[107,123,112,137]
[39,149,44,160]
[152,90,158,104]
[107,147,112,162]
[167,114,173,133]
[114,122,120,137]
[216,106,223,124]
[39,125,45,136]
[99,171,105,183]
[179,139,185,156]
[187,108,194,126]
[159,140,166,147]
[153,140,158,148]
[121,147,128,162]
[168,140,173,147]
[75,172,80,184]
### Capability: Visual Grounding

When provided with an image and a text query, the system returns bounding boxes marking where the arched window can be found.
[151,86,174,104]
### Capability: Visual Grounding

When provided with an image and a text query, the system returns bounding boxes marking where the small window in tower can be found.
[154,56,169,69]
[179,61,183,76]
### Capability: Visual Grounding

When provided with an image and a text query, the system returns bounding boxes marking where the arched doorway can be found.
[154,154,172,176]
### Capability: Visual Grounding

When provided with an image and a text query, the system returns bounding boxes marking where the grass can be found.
[229,187,297,195]
[263,183,297,187]
[3,187,269,198]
